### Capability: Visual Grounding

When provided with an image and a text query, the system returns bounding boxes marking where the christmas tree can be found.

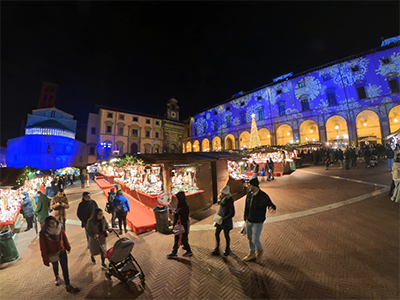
[249,114,261,148]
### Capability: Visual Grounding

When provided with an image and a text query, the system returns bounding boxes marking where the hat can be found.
[220,185,230,194]
[110,187,116,192]
[249,178,259,188]
[82,191,90,197]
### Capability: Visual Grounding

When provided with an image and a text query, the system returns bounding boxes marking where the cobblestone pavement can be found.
[0,161,398,300]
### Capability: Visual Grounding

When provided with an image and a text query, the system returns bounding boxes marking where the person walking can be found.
[243,178,276,262]
[364,146,372,167]
[267,159,275,180]
[338,148,344,169]
[106,187,117,228]
[112,190,130,234]
[351,147,357,169]
[211,186,235,256]
[50,189,70,231]
[166,191,192,258]
[386,144,395,171]
[34,191,50,228]
[86,208,111,268]
[39,216,80,293]
[80,171,85,189]
[251,162,259,179]
[77,192,98,249]
[21,192,34,232]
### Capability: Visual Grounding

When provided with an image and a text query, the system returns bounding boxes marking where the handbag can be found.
[172,218,185,235]
[48,252,60,263]
[213,214,223,225]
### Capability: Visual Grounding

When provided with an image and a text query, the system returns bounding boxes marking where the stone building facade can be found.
[184,37,400,152]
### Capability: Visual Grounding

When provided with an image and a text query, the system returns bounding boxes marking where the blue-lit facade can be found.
[7,108,88,170]
[184,37,400,152]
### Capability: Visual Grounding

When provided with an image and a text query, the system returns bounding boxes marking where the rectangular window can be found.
[106,126,112,133]
[107,113,113,118]
[214,111,217,115]
[91,127,96,134]
[156,121,160,126]
[146,119,151,124]
[301,100,310,111]
[119,114,125,120]
[119,127,123,135]
[276,90,282,95]
[381,57,391,65]
[278,104,285,116]
[133,117,138,122]
[323,74,331,81]
[213,121,218,131]
[257,96,262,100]
[351,66,360,73]
[241,115,246,124]
[298,82,305,88]
[258,110,265,120]
[155,132,159,138]
[226,107,230,111]
[389,79,399,94]
[356,86,367,99]
[146,131,150,137]
[89,147,95,155]
[226,117,231,127]
[240,102,245,107]
[132,129,138,136]
[327,93,337,106]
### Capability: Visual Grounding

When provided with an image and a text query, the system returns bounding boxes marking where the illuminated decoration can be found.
[381,36,400,46]
[395,119,398,123]
[363,123,367,127]
[101,142,112,148]
[25,127,75,139]
[295,76,326,101]
[287,132,290,136]
[335,125,340,130]
[310,130,313,133]
[273,72,293,82]
[375,51,400,79]
[249,115,261,148]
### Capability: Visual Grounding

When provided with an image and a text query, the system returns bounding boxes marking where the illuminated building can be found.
[88,98,184,160]
[6,108,88,170]
[184,36,400,150]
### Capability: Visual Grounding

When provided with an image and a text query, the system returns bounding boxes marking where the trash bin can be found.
[152,206,170,234]
[0,230,19,263]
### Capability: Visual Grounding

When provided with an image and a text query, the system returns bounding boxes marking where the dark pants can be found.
[215,225,231,251]
[51,251,70,286]
[352,158,357,168]
[172,227,191,253]
[111,211,117,227]
[26,216,34,229]
[116,211,127,231]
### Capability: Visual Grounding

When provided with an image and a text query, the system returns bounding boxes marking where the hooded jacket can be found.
[21,192,34,218]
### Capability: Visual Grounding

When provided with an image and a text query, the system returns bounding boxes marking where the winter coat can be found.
[34,193,50,222]
[86,217,109,256]
[21,193,34,218]
[77,199,98,228]
[50,195,70,223]
[106,191,116,213]
[244,189,276,223]
[112,194,130,212]
[386,148,394,159]
[217,195,235,230]
[39,227,70,266]
[45,186,55,198]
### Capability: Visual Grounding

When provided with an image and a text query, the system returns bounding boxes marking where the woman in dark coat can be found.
[21,192,34,231]
[167,191,192,258]
[211,185,235,256]
[86,208,110,268]
[39,216,80,293]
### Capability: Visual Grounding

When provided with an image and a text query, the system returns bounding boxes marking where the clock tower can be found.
[166,97,179,121]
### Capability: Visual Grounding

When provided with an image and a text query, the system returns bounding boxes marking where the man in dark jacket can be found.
[106,187,117,228]
[243,178,276,262]
[364,146,372,167]
[77,192,98,248]
[21,192,34,231]
[386,144,394,171]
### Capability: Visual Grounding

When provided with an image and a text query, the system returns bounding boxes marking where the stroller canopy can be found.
[111,237,135,263]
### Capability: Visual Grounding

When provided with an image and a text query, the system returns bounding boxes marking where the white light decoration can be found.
[287,132,290,136]
[343,134,348,139]
[267,135,270,138]
[25,127,75,139]
[289,140,293,144]
[310,130,313,133]
[336,135,340,139]
[334,125,339,130]
[395,119,398,123]
[305,137,309,141]
[363,123,367,127]
[312,138,315,141]
[251,113,256,118]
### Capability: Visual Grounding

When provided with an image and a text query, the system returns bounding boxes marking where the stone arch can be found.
[143,143,152,154]
[169,143,177,153]
[299,120,320,143]
[212,136,221,151]
[224,134,235,150]
[356,110,382,145]
[186,141,192,152]
[389,105,400,133]
[116,141,124,154]
[193,140,200,152]
[201,138,210,152]
[326,115,349,146]
[276,124,293,145]
[258,128,271,146]
[239,131,250,149]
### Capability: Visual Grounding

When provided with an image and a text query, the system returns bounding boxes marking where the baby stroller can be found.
[100,230,145,290]
[369,155,378,167]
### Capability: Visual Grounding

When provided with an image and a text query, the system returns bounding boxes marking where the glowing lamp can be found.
[336,135,339,139]
[310,130,313,133]
[287,132,290,136]
[395,119,398,123]
[312,138,315,141]
[335,125,339,130]
[267,135,270,138]
[363,123,367,127]
[289,140,293,144]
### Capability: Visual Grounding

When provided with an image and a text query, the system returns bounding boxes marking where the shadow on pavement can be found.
[84,277,144,299]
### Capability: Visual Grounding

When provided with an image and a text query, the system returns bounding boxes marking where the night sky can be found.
[1,1,399,146]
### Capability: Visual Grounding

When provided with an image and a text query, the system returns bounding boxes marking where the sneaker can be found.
[166,252,178,259]
[125,230,128,234]
[211,249,220,256]
[91,255,96,264]
[119,230,123,235]
[55,276,62,286]
[243,252,256,262]
[66,285,80,293]
[182,251,193,257]
[223,249,230,256]
[101,263,108,270]
[256,249,263,259]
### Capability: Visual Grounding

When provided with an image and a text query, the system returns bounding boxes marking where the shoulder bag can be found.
[173,217,185,235]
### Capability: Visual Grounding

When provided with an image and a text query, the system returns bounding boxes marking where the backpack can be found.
[105,193,115,214]
[115,199,125,212]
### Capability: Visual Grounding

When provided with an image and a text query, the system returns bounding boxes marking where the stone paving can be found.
[0,160,398,299]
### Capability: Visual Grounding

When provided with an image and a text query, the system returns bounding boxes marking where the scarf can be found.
[217,193,231,206]
[45,224,62,242]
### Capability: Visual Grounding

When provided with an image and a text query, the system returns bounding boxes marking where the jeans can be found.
[251,173,257,179]
[245,221,264,253]
[215,225,231,251]
[388,158,394,171]
[51,251,70,286]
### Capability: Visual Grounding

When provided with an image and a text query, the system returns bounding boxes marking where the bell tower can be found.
[166,97,179,121]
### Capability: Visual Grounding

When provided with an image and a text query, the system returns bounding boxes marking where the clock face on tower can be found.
[171,111,176,119]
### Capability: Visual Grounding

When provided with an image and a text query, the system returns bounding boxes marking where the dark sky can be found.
[1,1,399,146]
